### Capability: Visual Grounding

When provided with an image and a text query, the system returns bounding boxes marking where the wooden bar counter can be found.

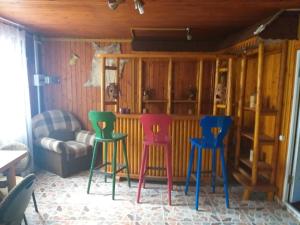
[106,113,223,181]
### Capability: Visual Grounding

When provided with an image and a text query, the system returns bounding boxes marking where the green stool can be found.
[87,111,131,199]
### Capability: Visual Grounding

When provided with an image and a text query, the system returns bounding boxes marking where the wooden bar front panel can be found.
[104,115,223,181]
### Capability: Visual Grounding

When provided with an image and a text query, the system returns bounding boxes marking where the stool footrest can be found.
[191,172,224,182]
[97,163,127,177]
[147,166,166,171]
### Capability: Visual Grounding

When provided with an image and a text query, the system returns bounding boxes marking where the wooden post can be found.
[213,58,220,115]
[138,58,142,113]
[235,56,247,168]
[100,57,106,111]
[196,60,203,115]
[115,58,120,113]
[226,58,233,115]
[131,59,136,113]
[167,58,172,114]
[252,42,264,185]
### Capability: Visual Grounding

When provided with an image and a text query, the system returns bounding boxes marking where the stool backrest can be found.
[0,174,35,225]
[140,114,172,143]
[89,111,116,139]
[200,116,232,148]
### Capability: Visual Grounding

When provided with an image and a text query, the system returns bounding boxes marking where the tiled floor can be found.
[24,170,300,225]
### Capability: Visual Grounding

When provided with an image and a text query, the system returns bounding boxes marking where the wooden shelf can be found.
[232,171,277,192]
[105,65,117,70]
[172,100,197,103]
[216,104,226,109]
[240,158,272,171]
[143,100,168,103]
[105,101,117,105]
[219,67,228,73]
[243,107,277,115]
[241,130,275,144]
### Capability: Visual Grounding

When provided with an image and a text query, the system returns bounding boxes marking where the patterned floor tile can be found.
[19,170,300,225]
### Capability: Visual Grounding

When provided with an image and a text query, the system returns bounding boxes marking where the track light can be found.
[134,0,144,15]
[186,27,192,41]
[107,0,124,10]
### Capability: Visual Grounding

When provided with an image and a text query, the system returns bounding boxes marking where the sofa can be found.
[32,110,101,177]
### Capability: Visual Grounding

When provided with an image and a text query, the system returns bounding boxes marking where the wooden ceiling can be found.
[0,0,300,40]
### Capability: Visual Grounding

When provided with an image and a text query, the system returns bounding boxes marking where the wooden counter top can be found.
[116,113,203,120]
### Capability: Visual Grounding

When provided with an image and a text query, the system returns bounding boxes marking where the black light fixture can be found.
[107,0,144,14]
[107,0,124,10]
[186,27,192,41]
[134,0,144,15]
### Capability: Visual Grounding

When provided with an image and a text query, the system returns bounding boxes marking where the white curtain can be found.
[0,22,32,153]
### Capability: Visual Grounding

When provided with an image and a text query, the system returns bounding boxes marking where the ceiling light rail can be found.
[107,0,144,14]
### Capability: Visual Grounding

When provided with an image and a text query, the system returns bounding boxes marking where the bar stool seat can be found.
[137,114,173,205]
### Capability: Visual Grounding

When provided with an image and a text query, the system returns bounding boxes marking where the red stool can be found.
[137,114,173,205]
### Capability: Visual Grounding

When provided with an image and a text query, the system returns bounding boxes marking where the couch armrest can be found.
[39,137,66,154]
[75,130,95,146]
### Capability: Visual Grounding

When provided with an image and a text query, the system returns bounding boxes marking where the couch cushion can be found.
[39,137,65,154]
[64,141,92,160]
[75,130,95,146]
[49,129,75,142]
[32,110,81,139]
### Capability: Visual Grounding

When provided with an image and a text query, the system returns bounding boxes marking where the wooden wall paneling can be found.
[269,43,287,197]
[201,60,215,115]
[275,40,300,198]
[130,59,136,113]
[167,58,172,114]
[172,60,198,115]
[138,57,142,113]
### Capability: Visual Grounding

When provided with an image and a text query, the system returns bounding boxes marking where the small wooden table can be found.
[0,150,27,190]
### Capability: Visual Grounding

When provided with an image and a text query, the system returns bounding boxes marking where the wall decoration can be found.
[84,42,126,87]
[69,53,79,66]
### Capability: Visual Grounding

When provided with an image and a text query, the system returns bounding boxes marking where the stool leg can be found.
[23,214,28,225]
[165,143,172,205]
[137,144,148,203]
[185,143,195,195]
[212,148,217,193]
[112,141,118,200]
[195,147,202,210]
[32,192,38,213]
[104,142,108,183]
[220,147,229,208]
[142,145,149,189]
[87,141,98,194]
[122,139,131,187]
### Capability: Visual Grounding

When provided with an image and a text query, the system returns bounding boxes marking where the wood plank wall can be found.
[41,40,215,128]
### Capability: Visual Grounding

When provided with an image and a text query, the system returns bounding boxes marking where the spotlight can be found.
[186,27,192,41]
[134,0,144,15]
[107,0,124,10]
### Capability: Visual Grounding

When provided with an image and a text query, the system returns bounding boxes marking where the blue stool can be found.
[184,116,232,210]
